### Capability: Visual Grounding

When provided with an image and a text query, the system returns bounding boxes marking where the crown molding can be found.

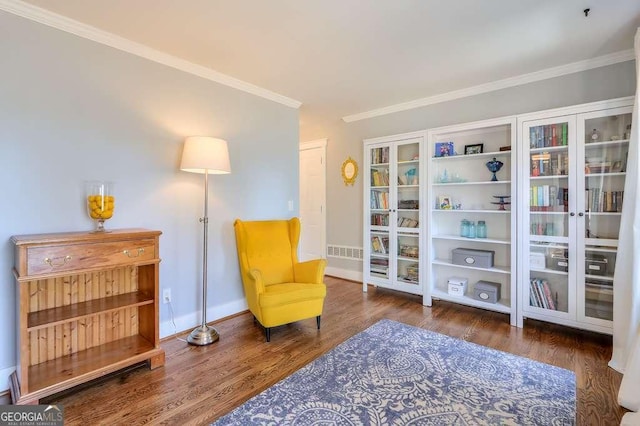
[0,0,302,109]
[343,49,635,123]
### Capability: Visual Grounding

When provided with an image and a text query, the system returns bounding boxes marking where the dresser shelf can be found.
[28,291,155,330]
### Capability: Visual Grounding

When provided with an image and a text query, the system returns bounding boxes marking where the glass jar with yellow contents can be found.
[85,181,115,232]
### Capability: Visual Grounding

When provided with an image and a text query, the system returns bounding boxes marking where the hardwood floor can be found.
[44,277,626,425]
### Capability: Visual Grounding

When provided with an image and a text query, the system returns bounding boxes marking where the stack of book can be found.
[529,278,557,310]
[370,258,389,275]
[397,217,419,228]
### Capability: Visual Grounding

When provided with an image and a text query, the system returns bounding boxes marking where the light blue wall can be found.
[0,11,299,386]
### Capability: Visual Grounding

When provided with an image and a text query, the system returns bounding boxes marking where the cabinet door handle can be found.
[123,248,145,258]
[578,212,584,217]
[570,212,576,217]
[44,255,72,268]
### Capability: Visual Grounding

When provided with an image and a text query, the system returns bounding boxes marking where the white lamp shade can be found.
[180,136,231,174]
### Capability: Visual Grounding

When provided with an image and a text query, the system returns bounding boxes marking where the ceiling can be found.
[15,0,640,130]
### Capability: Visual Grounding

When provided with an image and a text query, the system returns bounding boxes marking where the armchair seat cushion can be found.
[260,283,327,308]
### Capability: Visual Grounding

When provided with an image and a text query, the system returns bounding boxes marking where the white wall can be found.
[301,60,637,277]
[0,12,299,390]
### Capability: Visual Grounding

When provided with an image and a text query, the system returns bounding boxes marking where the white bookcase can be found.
[363,131,425,296]
[517,97,634,334]
[425,117,517,325]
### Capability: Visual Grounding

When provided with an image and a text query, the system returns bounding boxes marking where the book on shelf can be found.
[397,217,419,228]
[370,191,389,209]
[371,236,384,254]
[371,169,390,186]
[371,213,389,226]
[530,222,555,236]
[529,278,557,310]
[371,147,389,164]
[529,185,568,212]
[530,124,568,149]
[370,258,389,274]
[370,235,389,254]
[586,188,623,212]
[530,151,568,177]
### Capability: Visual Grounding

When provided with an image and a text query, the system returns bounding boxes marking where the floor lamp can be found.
[180,136,231,346]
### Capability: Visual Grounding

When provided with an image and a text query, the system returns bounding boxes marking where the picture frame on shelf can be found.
[435,142,454,157]
[438,195,452,210]
[464,143,484,155]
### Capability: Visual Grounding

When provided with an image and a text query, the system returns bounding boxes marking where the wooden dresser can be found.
[10,229,165,404]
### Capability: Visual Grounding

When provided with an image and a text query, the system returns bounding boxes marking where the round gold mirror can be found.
[341,157,358,186]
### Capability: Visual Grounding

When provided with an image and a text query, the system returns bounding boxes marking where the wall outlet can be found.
[163,288,171,304]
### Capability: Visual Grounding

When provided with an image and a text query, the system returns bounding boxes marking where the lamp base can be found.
[186,324,220,346]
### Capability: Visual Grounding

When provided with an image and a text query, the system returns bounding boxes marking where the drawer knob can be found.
[123,248,145,258]
[44,255,72,268]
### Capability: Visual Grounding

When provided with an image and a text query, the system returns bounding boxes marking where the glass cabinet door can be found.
[523,116,576,318]
[395,141,421,286]
[369,145,390,280]
[577,108,632,324]
[365,134,423,296]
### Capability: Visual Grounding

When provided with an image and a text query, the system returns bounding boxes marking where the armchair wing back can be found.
[234,218,327,342]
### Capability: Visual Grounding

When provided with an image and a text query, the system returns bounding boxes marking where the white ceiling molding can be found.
[0,0,302,109]
[343,49,635,123]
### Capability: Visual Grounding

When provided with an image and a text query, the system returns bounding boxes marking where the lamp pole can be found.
[187,168,220,345]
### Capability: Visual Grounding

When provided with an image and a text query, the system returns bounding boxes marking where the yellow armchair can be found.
[233,218,327,342]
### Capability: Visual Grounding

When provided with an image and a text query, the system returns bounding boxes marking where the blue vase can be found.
[486,157,504,182]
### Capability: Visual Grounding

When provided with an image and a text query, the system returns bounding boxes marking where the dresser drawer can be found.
[25,239,156,277]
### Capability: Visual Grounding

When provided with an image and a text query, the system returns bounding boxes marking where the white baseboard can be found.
[1,366,15,394]
[160,298,248,338]
[325,266,363,283]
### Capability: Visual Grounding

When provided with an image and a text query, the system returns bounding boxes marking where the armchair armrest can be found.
[248,268,266,295]
[238,252,266,312]
[293,259,327,284]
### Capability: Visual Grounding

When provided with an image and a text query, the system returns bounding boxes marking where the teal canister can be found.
[460,219,469,237]
[467,221,476,238]
[477,220,487,238]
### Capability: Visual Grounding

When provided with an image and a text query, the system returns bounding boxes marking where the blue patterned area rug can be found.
[214,319,576,425]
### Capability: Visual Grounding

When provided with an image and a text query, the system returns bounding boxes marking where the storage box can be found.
[452,248,495,269]
[586,254,608,276]
[530,252,546,269]
[448,277,468,297]
[548,249,568,272]
[473,280,501,304]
